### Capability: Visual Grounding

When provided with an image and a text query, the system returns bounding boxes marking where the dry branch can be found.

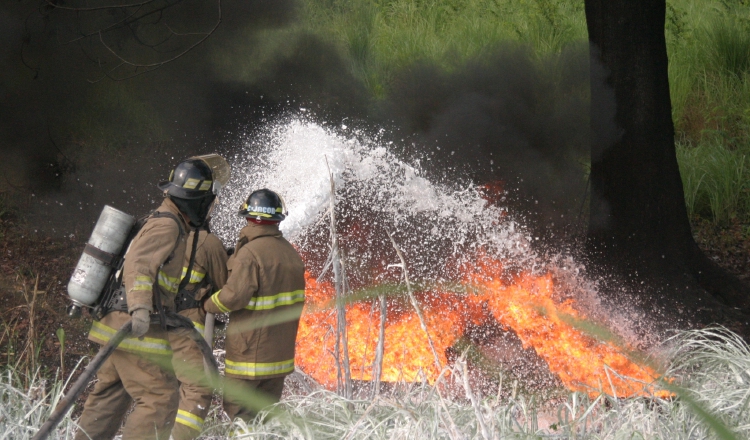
[387,231,443,373]
[325,158,352,398]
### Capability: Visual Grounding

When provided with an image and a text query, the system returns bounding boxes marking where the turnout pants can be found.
[74,350,178,440]
[169,325,214,440]
[223,376,286,423]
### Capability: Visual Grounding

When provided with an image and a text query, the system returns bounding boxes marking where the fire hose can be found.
[203,312,216,375]
[32,313,221,440]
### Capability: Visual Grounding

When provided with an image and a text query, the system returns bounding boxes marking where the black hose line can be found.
[32,312,220,440]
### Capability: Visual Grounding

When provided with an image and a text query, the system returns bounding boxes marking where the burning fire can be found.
[295,254,667,398]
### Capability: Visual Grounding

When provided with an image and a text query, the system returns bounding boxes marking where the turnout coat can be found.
[171,229,228,438]
[89,198,189,356]
[204,222,305,379]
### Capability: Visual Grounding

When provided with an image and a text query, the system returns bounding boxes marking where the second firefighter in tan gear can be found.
[203,188,305,422]
[169,228,228,440]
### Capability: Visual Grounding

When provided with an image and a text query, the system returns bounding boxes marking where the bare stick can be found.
[387,232,442,372]
[371,292,386,398]
[326,157,352,398]
[455,354,491,440]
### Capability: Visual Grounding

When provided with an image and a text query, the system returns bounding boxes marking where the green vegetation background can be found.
[295,0,750,225]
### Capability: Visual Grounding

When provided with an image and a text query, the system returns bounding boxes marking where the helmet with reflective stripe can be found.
[158,154,231,227]
[158,158,215,199]
[238,188,287,221]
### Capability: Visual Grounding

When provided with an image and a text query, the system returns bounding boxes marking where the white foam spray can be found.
[212,116,669,391]
[213,118,538,284]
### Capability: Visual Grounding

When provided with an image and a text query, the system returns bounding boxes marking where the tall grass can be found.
[677,141,749,224]
[8,328,750,439]
[211,327,750,439]
[300,0,587,96]
[0,369,78,440]
[667,1,750,223]
[668,0,750,149]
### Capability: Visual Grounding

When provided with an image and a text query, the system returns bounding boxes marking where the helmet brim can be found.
[237,208,285,221]
[158,181,213,200]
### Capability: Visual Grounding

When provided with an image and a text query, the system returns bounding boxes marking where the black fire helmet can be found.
[238,188,287,222]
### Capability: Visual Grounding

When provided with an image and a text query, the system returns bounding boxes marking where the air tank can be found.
[67,205,135,316]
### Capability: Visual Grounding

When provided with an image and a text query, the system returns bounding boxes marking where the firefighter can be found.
[169,226,228,440]
[202,188,305,422]
[74,155,229,440]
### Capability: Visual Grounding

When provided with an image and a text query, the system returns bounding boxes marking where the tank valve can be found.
[67,304,82,319]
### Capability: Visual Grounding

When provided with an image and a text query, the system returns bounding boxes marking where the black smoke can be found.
[1,1,594,244]
[378,43,592,241]
[0,0,367,235]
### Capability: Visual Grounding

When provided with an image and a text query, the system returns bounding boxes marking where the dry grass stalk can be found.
[372,293,387,399]
[387,231,443,373]
[325,158,353,398]
[16,273,45,382]
[454,354,491,440]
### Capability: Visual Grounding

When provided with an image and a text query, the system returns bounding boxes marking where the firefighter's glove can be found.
[130,308,151,338]
[197,295,208,320]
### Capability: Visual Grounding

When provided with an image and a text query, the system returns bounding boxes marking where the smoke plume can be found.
[1,1,594,244]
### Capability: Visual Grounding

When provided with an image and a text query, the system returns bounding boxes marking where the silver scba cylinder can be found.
[67,205,135,317]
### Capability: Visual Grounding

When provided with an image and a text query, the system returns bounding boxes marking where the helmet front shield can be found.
[192,154,231,194]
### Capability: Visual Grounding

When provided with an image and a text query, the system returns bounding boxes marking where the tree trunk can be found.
[584,0,750,329]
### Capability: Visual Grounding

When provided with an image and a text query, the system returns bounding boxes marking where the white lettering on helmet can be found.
[254,206,276,214]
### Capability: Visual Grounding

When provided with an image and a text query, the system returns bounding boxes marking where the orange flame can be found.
[296,254,667,398]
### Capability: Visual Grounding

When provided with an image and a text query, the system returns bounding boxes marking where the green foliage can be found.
[677,140,749,224]
[0,366,82,439]
[705,16,750,77]
[300,0,586,95]
[668,0,750,149]
[295,0,749,223]
[55,328,66,378]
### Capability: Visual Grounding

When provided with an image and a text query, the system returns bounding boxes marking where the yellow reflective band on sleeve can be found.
[132,275,153,291]
[193,321,205,336]
[198,180,212,191]
[210,291,231,313]
[248,211,273,218]
[89,321,172,355]
[224,358,295,378]
[244,290,305,311]
[175,409,204,432]
[180,267,206,284]
[157,270,180,293]
[183,178,200,189]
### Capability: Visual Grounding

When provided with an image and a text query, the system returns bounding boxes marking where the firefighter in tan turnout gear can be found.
[169,227,228,440]
[75,155,230,440]
[203,188,305,422]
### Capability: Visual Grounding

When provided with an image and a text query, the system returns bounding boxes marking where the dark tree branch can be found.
[60,5,146,45]
[88,0,221,82]
[44,0,159,13]
[33,0,220,81]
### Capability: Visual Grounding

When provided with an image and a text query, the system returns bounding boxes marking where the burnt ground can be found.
[0,194,748,407]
